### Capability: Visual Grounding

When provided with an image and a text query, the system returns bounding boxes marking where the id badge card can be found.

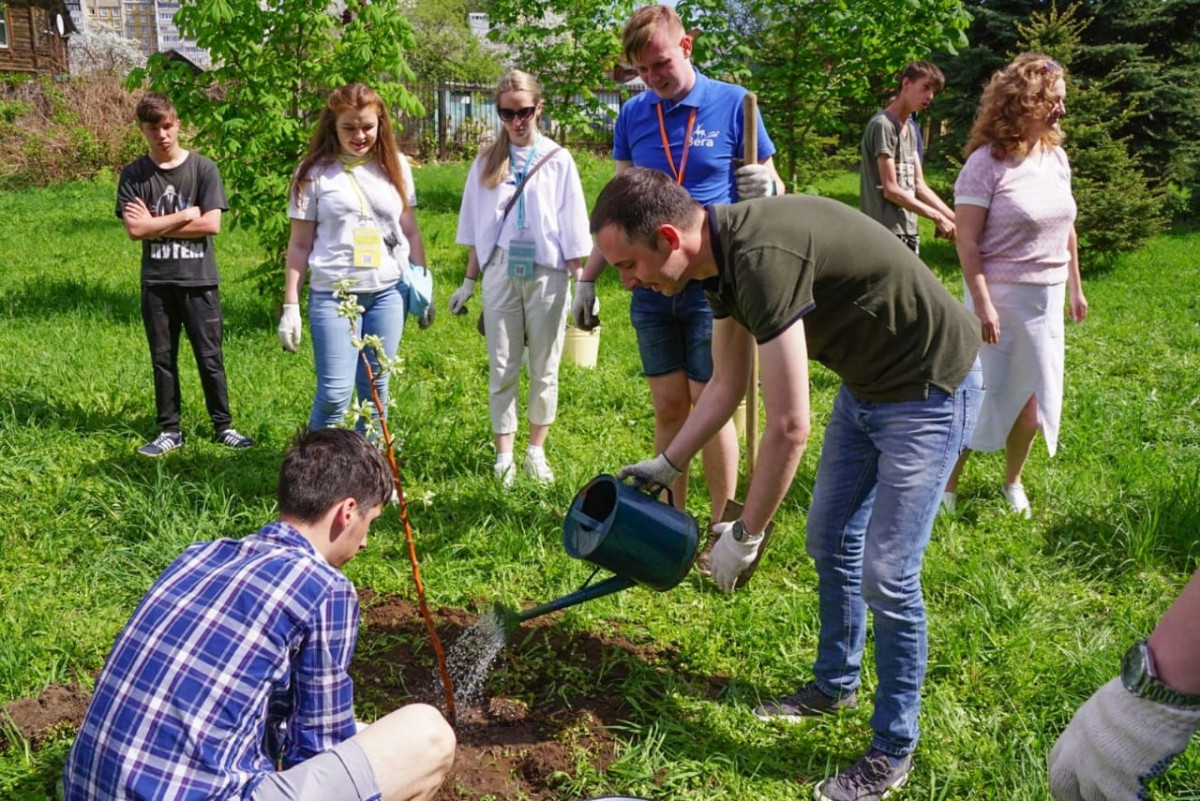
[507,239,537,280]
[353,223,384,269]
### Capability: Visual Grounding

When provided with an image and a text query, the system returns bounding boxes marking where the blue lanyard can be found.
[509,138,540,232]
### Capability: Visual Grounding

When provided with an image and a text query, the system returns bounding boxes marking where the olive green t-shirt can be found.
[703,197,979,402]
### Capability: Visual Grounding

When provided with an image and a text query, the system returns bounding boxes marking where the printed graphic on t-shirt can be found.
[149,184,206,261]
[896,161,916,194]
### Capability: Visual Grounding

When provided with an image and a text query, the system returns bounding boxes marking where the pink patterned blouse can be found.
[954,144,1076,285]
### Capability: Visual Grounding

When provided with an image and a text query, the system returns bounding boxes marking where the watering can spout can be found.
[496,575,637,633]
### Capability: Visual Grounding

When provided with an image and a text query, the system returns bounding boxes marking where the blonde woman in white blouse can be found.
[448,71,592,485]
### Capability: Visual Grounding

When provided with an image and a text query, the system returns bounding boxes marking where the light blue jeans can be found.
[805,361,983,757]
[308,284,406,432]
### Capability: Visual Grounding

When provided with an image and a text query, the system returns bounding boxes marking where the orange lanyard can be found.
[656,104,697,185]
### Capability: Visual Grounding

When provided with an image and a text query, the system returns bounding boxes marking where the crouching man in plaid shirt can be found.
[63,428,455,801]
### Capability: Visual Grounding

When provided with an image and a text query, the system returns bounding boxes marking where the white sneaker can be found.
[940,491,956,514]
[522,448,554,484]
[1002,483,1032,518]
[494,459,515,488]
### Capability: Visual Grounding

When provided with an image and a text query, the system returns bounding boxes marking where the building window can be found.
[0,11,8,48]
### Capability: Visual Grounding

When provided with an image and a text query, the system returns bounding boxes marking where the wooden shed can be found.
[1,0,77,76]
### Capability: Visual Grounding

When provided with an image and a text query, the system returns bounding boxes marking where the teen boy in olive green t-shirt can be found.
[592,168,982,801]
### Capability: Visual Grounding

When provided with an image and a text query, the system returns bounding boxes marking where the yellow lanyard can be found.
[339,156,371,219]
[656,104,697,185]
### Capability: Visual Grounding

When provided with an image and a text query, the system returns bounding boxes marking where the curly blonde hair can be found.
[964,52,1067,160]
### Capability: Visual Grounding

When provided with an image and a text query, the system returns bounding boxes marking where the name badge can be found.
[353,224,384,269]
[507,239,536,280]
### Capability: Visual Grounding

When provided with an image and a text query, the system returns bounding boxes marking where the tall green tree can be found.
[678,0,972,188]
[128,0,422,289]
[407,0,502,86]
[485,0,635,134]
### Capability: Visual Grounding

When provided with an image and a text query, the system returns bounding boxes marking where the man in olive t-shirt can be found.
[592,168,982,801]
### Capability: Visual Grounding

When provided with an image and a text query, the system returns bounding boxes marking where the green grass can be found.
[1,157,1199,798]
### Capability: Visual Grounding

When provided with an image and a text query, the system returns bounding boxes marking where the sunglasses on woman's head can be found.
[497,105,538,122]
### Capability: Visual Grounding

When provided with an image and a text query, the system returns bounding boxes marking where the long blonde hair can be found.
[290,83,409,209]
[964,52,1067,160]
[479,70,543,189]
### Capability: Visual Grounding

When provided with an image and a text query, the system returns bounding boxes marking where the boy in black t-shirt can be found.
[117,93,253,457]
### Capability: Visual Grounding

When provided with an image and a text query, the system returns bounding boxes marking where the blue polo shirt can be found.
[614,68,776,205]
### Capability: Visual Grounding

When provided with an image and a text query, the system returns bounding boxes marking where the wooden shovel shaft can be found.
[743,92,759,483]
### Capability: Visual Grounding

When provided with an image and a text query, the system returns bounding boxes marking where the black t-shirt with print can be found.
[116,153,228,286]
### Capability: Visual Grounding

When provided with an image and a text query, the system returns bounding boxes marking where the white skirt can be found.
[966,281,1066,456]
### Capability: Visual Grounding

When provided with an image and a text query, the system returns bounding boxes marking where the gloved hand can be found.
[709,520,765,593]
[617,453,682,495]
[1048,677,1200,800]
[572,280,600,330]
[448,277,475,315]
[278,303,302,353]
[735,163,776,200]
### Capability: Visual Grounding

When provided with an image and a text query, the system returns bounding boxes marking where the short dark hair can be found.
[278,428,393,523]
[589,168,701,246]
[899,61,945,93]
[136,92,177,125]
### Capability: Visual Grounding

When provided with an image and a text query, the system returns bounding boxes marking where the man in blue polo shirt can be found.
[573,3,784,538]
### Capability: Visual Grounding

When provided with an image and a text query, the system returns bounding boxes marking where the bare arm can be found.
[400,207,426,266]
[878,155,953,236]
[955,203,999,345]
[1148,569,1200,695]
[663,316,753,475]
[579,160,633,282]
[912,158,954,238]
[168,208,223,239]
[737,322,810,534]
[121,197,200,240]
[284,219,316,305]
[1066,226,1088,324]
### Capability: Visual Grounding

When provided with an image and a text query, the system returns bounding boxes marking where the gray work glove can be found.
[1048,677,1200,800]
[709,520,765,593]
[617,453,682,495]
[448,277,475,316]
[735,163,776,199]
[278,303,302,353]
[572,280,600,330]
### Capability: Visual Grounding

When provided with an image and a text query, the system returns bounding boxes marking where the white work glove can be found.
[709,520,765,593]
[735,163,776,200]
[278,303,302,353]
[617,453,682,495]
[448,277,475,316]
[572,280,600,330]
[1048,677,1200,801]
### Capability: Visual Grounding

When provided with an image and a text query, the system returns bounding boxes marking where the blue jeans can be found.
[629,282,714,381]
[307,284,406,431]
[805,362,983,756]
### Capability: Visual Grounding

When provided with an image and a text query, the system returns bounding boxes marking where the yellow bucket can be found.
[563,325,601,369]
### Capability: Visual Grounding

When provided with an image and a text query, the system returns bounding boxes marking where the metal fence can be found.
[395,80,647,161]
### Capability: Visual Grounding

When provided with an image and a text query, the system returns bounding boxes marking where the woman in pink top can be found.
[943,53,1089,517]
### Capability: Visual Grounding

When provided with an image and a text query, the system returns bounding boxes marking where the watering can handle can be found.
[622,474,675,507]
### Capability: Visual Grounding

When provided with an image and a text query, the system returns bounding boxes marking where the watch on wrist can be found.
[1121,638,1200,708]
[731,519,761,543]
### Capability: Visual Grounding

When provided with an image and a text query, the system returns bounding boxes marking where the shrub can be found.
[0,75,143,190]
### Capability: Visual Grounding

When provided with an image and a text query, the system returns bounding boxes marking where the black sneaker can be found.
[214,428,254,449]
[753,680,857,722]
[138,431,184,458]
[813,748,913,801]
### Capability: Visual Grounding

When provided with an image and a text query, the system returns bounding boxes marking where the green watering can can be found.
[497,474,700,632]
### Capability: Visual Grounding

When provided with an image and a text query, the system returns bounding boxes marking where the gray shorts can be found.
[250,738,381,801]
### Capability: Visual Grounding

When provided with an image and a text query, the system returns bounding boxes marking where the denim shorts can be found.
[629,281,714,381]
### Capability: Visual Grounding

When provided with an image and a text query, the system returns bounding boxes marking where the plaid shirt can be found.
[63,522,362,800]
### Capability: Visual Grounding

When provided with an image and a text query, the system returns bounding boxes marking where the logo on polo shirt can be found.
[691,127,720,148]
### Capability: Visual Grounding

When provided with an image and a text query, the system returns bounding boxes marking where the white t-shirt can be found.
[455,137,592,271]
[289,155,418,293]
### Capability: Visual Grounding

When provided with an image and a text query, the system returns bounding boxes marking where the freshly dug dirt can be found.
[2,589,710,800]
